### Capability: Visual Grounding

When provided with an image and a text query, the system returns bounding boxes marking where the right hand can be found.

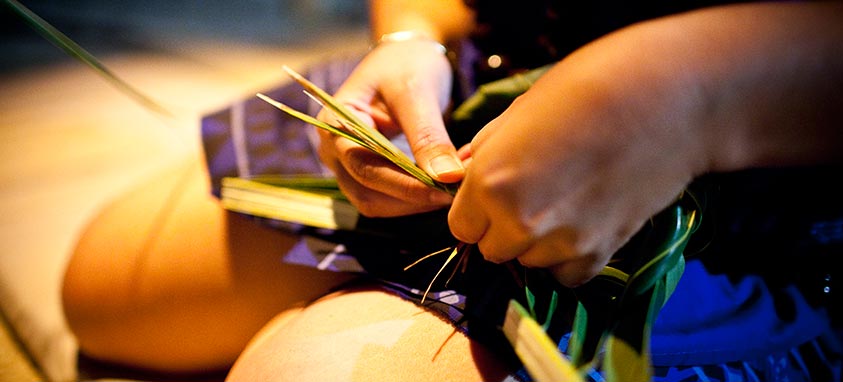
[316,39,464,217]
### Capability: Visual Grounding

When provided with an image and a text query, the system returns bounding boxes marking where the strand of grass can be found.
[637,209,696,279]
[299,90,405,165]
[299,88,416,173]
[329,108,410,166]
[283,66,412,165]
[331,116,406,161]
[626,209,696,296]
[405,243,472,302]
[284,67,453,193]
[404,246,452,271]
[3,0,173,118]
[418,246,460,304]
[335,119,448,192]
[256,93,370,148]
[283,66,379,137]
[542,291,559,331]
[444,244,471,286]
[259,91,446,192]
[525,286,538,319]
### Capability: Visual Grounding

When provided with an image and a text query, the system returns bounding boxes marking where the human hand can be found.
[316,39,464,217]
[448,26,707,287]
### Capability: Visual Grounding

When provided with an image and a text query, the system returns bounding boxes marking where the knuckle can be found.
[475,167,519,201]
[343,148,379,181]
[412,124,440,148]
[478,245,507,264]
[549,252,605,288]
[447,217,473,244]
[409,123,450,156]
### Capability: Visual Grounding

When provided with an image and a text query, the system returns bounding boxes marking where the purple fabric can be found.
[200,55,362,197]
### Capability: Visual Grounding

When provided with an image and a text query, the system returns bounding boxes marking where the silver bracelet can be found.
[376,30,447,54]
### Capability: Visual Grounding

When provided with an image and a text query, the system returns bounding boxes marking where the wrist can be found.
[374,30,448,55]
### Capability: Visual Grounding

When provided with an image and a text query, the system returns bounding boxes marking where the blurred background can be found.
[0,1,368,381]
[1,0,368,72]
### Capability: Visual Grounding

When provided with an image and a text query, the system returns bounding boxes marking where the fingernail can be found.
[429,154,463,179]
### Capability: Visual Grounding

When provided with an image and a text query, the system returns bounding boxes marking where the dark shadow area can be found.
[76,352,228,382]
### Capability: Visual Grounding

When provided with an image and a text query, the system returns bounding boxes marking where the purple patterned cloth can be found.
[201,56,361,197]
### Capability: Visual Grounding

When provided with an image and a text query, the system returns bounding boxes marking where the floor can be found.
[0,1,368,380]
[0,313,41,381]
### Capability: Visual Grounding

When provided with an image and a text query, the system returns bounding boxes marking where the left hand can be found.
[315,39,462,217]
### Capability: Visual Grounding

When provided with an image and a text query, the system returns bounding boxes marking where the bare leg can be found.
[61,157,355,374]
[226,288,514,382]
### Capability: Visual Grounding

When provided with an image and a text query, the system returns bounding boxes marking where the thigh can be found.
[62,156,355,373]
[226,287,514,382]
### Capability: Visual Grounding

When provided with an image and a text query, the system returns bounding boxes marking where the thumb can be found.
[386,87,464,184]
[412,124,465,184]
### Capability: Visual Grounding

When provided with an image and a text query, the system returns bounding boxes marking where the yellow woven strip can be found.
[503,300,584,382]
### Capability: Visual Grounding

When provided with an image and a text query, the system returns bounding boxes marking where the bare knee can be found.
[61,160,244,373]
[226,288,513,382]
[62,160,354,374]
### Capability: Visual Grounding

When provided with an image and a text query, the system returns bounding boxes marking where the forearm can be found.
[368,0,475,44]
[683,2,843,172]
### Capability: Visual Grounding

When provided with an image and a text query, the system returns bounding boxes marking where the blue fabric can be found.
[651,333,843,381]
[543,319,842,382]
[651,259,834,366]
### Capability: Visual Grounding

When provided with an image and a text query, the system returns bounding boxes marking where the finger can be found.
[448,172,489,244]
[366,99,401,137]
[516,227,609,287]
[474,216,535,264]
[547,256,608,288]
[315,91,454,216]
[316,128,342,174]
[455,143,472,161]
[332,135,454,213]
[469,110,508,152]
[382,73,464,184]
[331,163,446,217]
[512,228,579,269]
